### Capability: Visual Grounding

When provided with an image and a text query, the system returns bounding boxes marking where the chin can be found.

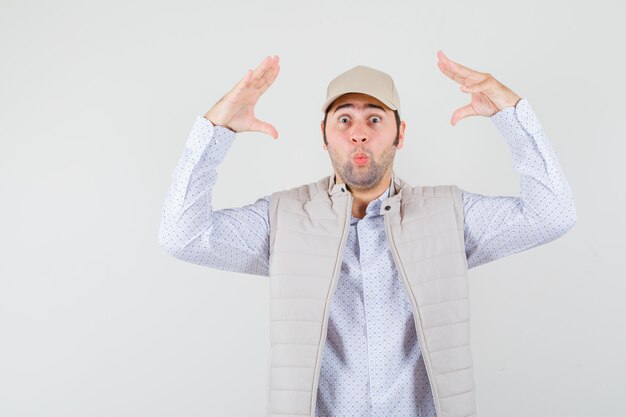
[345,175,381,189]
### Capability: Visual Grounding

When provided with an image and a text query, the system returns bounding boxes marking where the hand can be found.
[204,55,280,139]
[436,50,521,126]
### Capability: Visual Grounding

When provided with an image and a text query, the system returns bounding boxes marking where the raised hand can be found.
[436,50,521,126]
[204,55,280,139]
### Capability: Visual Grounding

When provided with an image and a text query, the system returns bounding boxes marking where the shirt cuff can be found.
[490,98,545,141]
[177,116,237,166]
[186,115,236,149]
[197,115,236,140]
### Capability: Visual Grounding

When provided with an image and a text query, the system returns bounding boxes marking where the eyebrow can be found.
[332,103,386,114]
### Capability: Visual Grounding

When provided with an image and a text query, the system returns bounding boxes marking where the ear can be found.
[396,121,406,149]
[320,121,328,150]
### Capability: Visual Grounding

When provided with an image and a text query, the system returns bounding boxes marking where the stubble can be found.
[327,145,397,191]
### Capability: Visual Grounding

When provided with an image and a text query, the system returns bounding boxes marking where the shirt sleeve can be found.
[158,116,271,277]
[461,98,577,270]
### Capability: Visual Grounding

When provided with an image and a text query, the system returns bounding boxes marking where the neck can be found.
[339,172,393,219]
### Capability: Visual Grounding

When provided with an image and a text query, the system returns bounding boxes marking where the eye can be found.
[338,116,350,123]
[370,116,382,123]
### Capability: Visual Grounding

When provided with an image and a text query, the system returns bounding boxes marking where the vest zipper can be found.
[383,213,443,417]
[309,192,353,416]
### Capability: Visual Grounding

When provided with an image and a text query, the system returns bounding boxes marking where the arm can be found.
[158,54,281,276]
[462,98,577,269]
[435,51,576,269]
[158,117,271,276]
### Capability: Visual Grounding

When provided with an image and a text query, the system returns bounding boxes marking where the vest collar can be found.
[325,171,408,215]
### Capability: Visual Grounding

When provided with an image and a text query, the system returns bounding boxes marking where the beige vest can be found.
[267,173,475,417]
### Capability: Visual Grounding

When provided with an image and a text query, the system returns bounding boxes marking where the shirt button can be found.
[341,187,345,192]
[384,205,391,211]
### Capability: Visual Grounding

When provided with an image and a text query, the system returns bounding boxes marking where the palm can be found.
[467,92,498,117]
[222,98,259,132]
[205,55,280,139]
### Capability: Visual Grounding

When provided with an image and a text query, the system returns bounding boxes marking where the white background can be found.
[1,0,624,416]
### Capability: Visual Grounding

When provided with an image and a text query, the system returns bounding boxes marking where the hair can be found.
[322,107,401,146]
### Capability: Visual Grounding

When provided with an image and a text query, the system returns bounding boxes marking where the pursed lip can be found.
[352,153,369,165]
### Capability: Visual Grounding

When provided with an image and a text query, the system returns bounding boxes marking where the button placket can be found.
[359,214,390,408]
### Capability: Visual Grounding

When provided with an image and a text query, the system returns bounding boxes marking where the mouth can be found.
[353,152,369,166]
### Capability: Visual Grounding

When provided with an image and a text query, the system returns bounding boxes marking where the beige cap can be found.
[321,65,401,115]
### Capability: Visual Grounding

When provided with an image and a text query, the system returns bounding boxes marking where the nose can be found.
[350,120,368,144]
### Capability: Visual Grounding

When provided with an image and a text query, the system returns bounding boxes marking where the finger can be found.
[459,77,493,94]
[231,68,253,95]
[437,50,478,78]
[437,59,485,86]
[439,61,489,88]
[254,59,280,93]
[437,50,484,84]
[450,103,477,126]
[231,55,278,96]
[437,60,466,85]
[250,118,279,140]
[250,55,277,88]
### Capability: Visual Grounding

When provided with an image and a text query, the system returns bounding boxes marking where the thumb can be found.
[250,118,279,140]
[451,104,477,126]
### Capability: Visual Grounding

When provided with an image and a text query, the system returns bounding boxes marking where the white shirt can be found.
[158,98,576,417]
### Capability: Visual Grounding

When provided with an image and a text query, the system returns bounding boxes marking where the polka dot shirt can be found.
[158,98,577,417]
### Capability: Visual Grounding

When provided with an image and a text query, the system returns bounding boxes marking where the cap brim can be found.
[321,90,398,113]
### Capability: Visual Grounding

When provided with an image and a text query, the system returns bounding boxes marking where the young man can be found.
[158,52,576,417]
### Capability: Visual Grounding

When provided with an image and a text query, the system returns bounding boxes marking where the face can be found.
[321,92,406,192]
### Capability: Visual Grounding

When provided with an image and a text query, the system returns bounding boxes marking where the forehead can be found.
[329,92,390,113]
